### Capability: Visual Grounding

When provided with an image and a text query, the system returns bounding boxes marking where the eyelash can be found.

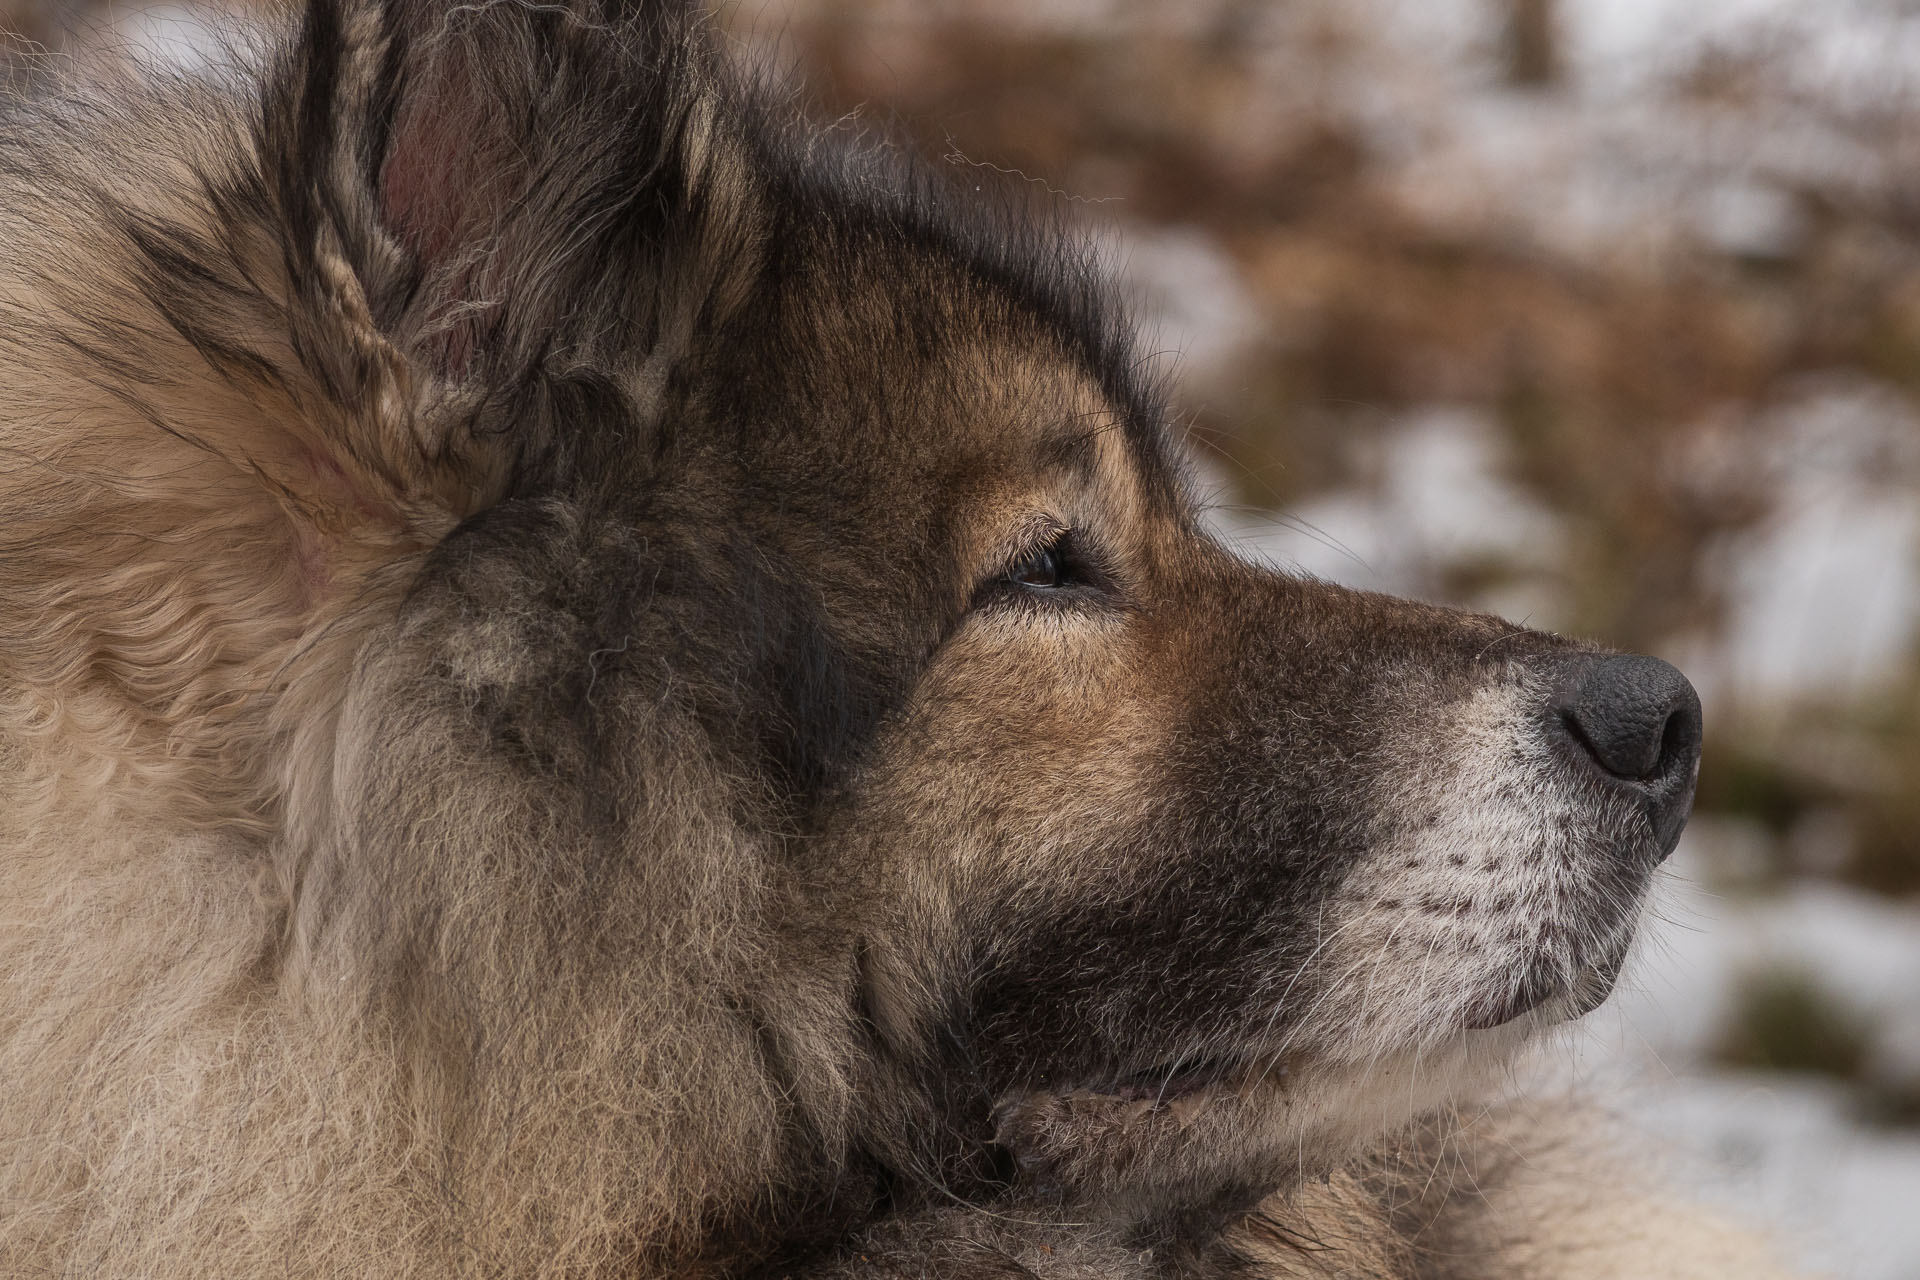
[974,528,1111,611]
[1005,532,1073,590]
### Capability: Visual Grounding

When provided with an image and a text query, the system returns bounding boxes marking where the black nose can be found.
[1551,654,1702,859]
[1558,655,1701,779]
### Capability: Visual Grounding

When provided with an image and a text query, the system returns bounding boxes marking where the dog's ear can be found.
[256,0,741,517]
[0,0,748,829]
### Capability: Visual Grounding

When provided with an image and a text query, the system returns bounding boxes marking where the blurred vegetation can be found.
[1715,966,1873,1079]
[1714,964,1920,1124]
[1693,669,1920,896]
[1849,675,1920,897]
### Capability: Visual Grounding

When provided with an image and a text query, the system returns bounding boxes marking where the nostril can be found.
[1554,655,1702,783]
[1659,699,1698,769]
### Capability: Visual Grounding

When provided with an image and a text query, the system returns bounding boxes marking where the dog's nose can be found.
[1551,654,1702,859]
[1558,655,1701,779]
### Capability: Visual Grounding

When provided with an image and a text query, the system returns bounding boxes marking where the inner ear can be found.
[254,0,729,522]
[273,0,716,384]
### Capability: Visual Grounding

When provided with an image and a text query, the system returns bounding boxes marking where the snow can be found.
[1712,489,1920,701]
[1703,378,1920,702]
[1608,1072,1920,1280]
[1613,843,1920,1076]
[1559,836,1920,1280]
[1281,0,1920,262]
[1199,379,1920,704]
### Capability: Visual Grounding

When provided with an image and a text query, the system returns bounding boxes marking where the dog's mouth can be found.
[988,926,1641,1203]
[1093,1057,1258,1105]
[1018,936,1636,1109]
[1465,937,1632,1031]
[984,985,1571,1208]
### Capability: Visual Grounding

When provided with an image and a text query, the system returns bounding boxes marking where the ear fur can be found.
[260,0,729,513]
[0,0,748,830]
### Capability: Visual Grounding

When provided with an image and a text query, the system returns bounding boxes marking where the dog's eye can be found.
[1006,534,1077,590]
[1008,543,1066,589]
[975,530,1105,611]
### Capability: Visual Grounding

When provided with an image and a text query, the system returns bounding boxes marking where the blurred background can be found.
[7,0,1920,1273]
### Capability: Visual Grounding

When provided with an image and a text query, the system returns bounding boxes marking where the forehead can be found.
[728,219,1188,532]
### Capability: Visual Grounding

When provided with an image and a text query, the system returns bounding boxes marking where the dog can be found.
[0,0,1791,1274]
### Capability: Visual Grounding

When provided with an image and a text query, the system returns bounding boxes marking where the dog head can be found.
[0,0,1700,1266]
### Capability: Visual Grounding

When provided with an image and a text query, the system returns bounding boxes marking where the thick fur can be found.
[0,1,1783,1276]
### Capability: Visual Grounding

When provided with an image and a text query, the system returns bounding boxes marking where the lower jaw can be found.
[989,1036,1522,1223]
[1466,943,1633,1031]
[1567,943,1630,1016]
[1015,1001,1552,1125]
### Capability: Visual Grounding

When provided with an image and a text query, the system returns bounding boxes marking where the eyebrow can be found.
[1040,401,1178,509]
[1038,424,1103,478]
[1038,399,1137,475]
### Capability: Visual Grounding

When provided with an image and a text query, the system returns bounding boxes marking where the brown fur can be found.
[0,1,1785,1275]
